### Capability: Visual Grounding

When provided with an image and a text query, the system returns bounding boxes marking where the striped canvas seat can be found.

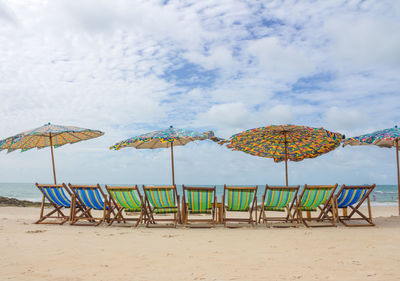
[106,186,145,227]
[337,188,369,208]
[259,185,299,227]
[182,186,216,227]
[35,183,79,225]
[143,186,180,228]
[226,189,255,211]
[264,188,297,212]
[299,188,332,211]
[74,187,106,210]
[145,187,177,211]
[108,188,142,212]
[297,184,338,228]
[69,184,112,226]
[333,184,376,227]
[40,185,71,207]
[222,186,258,227]
[187,189,213,214]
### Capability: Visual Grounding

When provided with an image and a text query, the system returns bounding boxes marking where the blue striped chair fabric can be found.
[75,187,105,210]
[337,188,369,208]
[41,186,71,207]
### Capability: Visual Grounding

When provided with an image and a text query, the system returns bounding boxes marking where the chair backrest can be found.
[143,185,177,209]
[263,185,299,211]
[183,186,215,213]
[69,184,106,210]
[224,185,257,211]
[336,184,375,208]
[106,185,142,211]
[36,183,72,207]
[299,184,338,211]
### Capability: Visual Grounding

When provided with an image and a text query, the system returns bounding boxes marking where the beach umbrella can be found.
[343,126,400,215]
[110,126,219,185]
[0,123,104,184]
[221,125,343,186]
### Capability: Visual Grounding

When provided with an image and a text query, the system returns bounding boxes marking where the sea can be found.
[0,182,397,206]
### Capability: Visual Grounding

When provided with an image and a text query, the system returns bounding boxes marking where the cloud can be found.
[0,0,399,186]
[325,106,370,132]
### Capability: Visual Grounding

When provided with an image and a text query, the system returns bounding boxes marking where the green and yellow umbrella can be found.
[0,123,104,183]
[222,125,343,185]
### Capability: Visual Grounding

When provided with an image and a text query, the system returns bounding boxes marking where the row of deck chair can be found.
[259,184,376,228]
[35,183,376,228]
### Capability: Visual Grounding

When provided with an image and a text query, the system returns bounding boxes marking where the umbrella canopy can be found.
[343,126,400,215]
[110,126,219,185]
[222,124,343,185]
[0,123,104,183]
[343,127,400,148]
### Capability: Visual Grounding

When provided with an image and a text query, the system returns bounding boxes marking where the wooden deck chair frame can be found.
[182,185,217,228]
[143,185,181,228]
[35,183,88,225]
[222,185,258,228]
[69,184,114,226]
[334,184,376,227]
[258,185,299,228]
[296,184,338,228]
[106,185,146,227]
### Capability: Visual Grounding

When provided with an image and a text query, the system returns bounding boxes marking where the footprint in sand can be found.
[25,230,46,234]
[162,234,177,238]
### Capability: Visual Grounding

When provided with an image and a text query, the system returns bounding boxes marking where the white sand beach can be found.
[1,206,400,281]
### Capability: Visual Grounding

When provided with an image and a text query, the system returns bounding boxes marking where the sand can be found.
[0,206,400,281]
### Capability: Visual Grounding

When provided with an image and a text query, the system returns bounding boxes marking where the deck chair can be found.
[259,185,299,227]
[182,185,217,227]
[143,185,180,228]
[222,185,257,227]
[35,183,87,225]
[106,185,146,227]
[334,184,376,227]
[69,184,115,226]
[296,184,338,227]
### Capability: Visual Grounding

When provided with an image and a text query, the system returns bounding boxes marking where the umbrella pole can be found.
[396,138,400,216]
[49,134,57,184]
[284,132,288,186]
[171,142,175,186]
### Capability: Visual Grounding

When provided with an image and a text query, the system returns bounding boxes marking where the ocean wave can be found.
[374,190,397,194]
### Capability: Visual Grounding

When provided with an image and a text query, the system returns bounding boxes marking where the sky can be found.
[0,0,399,185]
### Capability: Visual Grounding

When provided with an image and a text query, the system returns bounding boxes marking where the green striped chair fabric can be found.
[108,188,142,212]
[226,189,255,211]
[264,188,296,212]
[186,189,213,214]
[300,188,333,211]
[154,207,177,214]
[145,187,177,213]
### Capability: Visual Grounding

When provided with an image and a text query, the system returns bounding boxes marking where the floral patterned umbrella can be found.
[343,126,400,214]
[221,125,343,185]
[110,126,220,185]
[0,123,104,183]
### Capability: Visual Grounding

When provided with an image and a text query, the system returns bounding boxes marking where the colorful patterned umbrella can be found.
[343,126,400,214]
[222,125,343,185]
[0,123,104,183]
[110,126,219,185]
